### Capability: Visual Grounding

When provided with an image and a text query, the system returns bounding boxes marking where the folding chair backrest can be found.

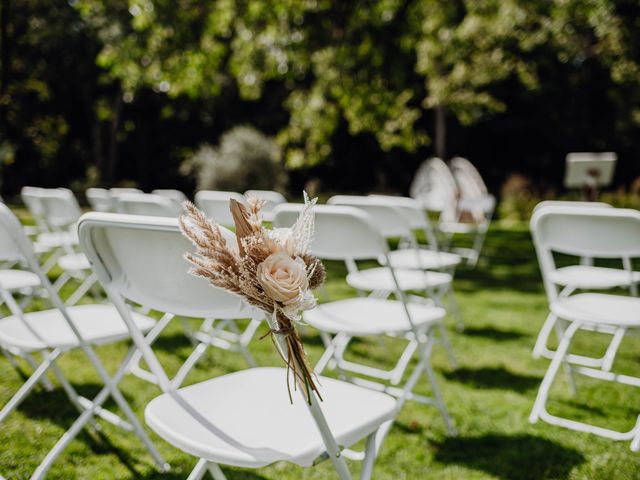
[327,195,412,239]
[532,200,611,216]
[0,203,31,262]
[86,188,115,212]
[273,204,386,261]
[532,207,640,259]
[37,188,82,229]
[110,187,143,196]
[531,206,640,299]
[78,212,252,320]
[450,157,488,198]
[79,212,348,469]
[369,194,439,249]
[410,158,459,225]
[195,191,247,226]
[21,186,48,230]
[152,189,188,204]
[115,192,182,217]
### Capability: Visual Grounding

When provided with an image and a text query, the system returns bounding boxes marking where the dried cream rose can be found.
[257,251,309,305]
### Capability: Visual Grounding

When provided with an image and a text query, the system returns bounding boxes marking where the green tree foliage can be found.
[2,0,639,196]
[72,0,640,171]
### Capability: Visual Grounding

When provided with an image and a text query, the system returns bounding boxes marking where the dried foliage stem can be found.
[179,199,324,404]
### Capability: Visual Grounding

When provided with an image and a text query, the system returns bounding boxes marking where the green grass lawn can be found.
[1,219,640,479]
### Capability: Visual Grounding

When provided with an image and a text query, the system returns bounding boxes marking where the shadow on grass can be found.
[433,433,584,480]
[444,367,540,392]
[462,327,527,341]
[17,383,104,423]
[143,465,269,480]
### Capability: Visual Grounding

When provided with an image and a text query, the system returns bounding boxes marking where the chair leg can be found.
[360,433,377,480]
[206,463,228,480]
[436,322,457,369]
[554,319,577,396]
[65,272,97,306]
[445,287,464,332]
[422,353,456,435]
[533,312,557,359]
[529,321,581,424]
[31,346,168,479]
[0,349,60,423]
[601,328,626,372]
[48,358,100,432]
[187,459,210,480]
[227,320,257,367]
[24,352,55,391]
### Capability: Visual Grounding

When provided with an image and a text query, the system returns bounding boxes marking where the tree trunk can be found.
[435,105,446,160]
[104,91,122,183]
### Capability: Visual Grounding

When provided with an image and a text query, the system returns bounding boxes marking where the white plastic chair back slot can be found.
[532,207,640,259]
[116,192,182,217]
[0,205,33,262]
[86,188,115,213]
[273,204,386,261]
[37,188,82,228]
[152,189,189,204]
[410,158,458,215]
[78,213,252,319]
[532,200,612,216]
[327,196,412,239]
[110,187,143,196]
[450,157,488,198]
[195,191,247,226]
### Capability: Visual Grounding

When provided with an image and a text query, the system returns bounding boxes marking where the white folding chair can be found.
[116,192,182,217]
[328,195,463,332]
[195,191,247,227]
[88,206,260,385]
[450,158,494,267]
[0,203,167,479]
[411,158,492,267]
[152,189,189,204]
[86,187,116,212]
[529,206,640,450]
[274,204,456,447]
[78,212,398,480]
[244,190,286,222]
[31,188,101,305]
[530,201,640,363]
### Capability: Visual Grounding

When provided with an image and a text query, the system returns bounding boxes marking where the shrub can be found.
[181,126,285,192]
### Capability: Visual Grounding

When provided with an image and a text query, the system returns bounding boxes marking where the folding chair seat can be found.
[0,203,167,479]
[531,201,640,361]
[304,297,445,336]
[274,204,456,448]
[78,212,398,480]
[145,367,396,469]
[0,269,41,291]
[529,206,640,451]
[195,191,247,226]
[0,304,155,352]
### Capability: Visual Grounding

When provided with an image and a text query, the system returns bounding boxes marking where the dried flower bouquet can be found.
[179,194,325,403]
